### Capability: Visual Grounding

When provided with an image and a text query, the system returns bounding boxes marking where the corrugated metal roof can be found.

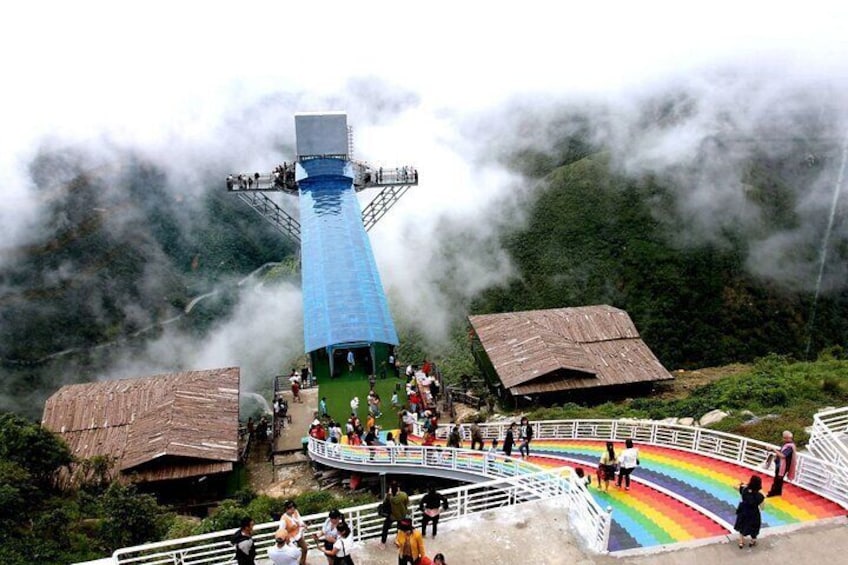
[469,305,673,395]
[42,367,239,482]
[299,158,398,352]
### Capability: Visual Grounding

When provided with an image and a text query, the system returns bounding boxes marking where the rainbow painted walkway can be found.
[514,439,843,551]
[402,436,845,552]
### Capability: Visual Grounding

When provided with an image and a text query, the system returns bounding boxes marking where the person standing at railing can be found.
[518,417,533,459]
[419,485,449,538]
[470,422,484,450]
[503,423,516,457]
[766,430,797,497]
[446,425,462,449]
[365,426,379,461]
[231,517,257,565]
[279,500,308,565]
[380,481,410,549]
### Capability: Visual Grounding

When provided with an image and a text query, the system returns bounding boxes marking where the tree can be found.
[0,413,71,487]
[99,482,172,550]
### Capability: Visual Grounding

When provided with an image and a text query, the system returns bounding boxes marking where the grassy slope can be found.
[317,367,409,431]
[523,355,848,446]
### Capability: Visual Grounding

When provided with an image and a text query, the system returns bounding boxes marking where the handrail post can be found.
[601,506,613,552]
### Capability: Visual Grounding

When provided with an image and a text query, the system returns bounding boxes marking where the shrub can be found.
[821,376,843,396]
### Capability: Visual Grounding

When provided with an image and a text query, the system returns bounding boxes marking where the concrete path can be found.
[259,499,846,564]
[273,388,318,452]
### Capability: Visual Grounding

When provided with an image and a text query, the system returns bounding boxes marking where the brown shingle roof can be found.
[469,305,672,395]
[42,367,240,482]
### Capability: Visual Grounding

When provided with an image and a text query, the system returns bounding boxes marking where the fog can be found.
[2,1,848,413]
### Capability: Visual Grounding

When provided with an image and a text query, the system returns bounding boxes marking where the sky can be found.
[2,0,848,394]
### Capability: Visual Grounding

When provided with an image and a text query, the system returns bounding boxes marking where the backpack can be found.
[378,496,392,517]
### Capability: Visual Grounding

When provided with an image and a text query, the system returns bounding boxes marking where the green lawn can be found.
[317,367,408,431]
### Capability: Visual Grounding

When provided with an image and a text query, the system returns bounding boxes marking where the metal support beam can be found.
[361,185,411,232]
[235,192,301,244]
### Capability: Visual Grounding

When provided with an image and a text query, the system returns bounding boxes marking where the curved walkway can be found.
[523,439,844,551]
[314,422,846,554]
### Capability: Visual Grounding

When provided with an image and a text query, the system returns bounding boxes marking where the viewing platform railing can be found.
[442,418,848,508]
[809,406,848,469]
[107,466,596,565]
[91,417,848,564]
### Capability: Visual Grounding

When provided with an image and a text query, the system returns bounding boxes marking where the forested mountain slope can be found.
[473,149,848,368]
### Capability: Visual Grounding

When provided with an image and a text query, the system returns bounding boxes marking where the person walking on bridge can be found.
[518,416,533,459]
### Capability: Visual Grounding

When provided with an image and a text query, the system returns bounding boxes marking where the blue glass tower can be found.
[294,113,398,377]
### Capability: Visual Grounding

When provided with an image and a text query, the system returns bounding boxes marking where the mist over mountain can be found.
[2,66,848,419]
[472,78,848,366]
[0,145,296,417]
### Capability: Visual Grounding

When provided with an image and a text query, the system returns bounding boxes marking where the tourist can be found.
[575,467,591,487]
[395,518,426,565]
[486,439,499,462]
[433,553,446,565]
[446,425,461,449]
[766,430,797,497]
[372,393,383,418]
[518,416,533,459]
[380,482,409,548]
[391,390,400,409]
[231,517,256,565]
[503,423,516,457]
[617,438,640,490]
[598,442,617,492]
[319,397,328,418]
[419,485,449,538]
[365,426,379,460]
[350,396,360,417]
[401,410,416,434]
[735,475,765,548]
[422,429,436,447]
[316,520,354,565]
[279,500,308,565]
[348,350,355,372]
[329,421,343,444]
[317,509,343,565]
[267,530,301,565]
[290,372,301,403]
[470,421,484,450]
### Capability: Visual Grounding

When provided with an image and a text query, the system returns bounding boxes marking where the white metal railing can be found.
[440,418,848,508]
[102,416,848,565]
[109,467,591,565]
[809,406,848,467]
[307,438,611,553]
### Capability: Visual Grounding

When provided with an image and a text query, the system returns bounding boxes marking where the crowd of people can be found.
[225,162,297,192]
[231,492,450,565]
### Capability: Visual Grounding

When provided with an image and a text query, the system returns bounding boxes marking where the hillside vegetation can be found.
[471,148,848,369]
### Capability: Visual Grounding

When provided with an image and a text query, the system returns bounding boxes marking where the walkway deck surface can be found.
[273,388,318,452]
[351,435,845,553]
